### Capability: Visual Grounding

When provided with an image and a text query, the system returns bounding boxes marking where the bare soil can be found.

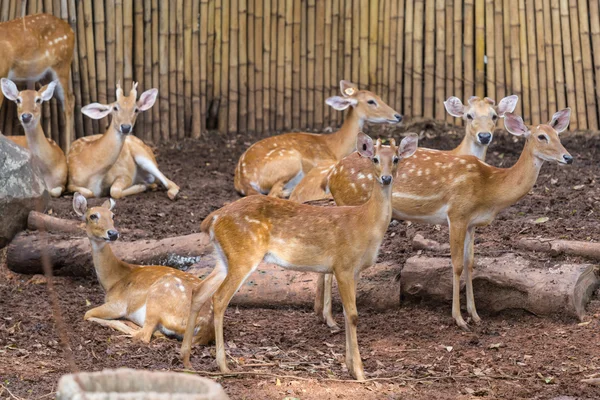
[1,121,600,399]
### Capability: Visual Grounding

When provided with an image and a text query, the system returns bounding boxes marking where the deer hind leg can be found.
[84,302,125,321]
[449,220,469,331]
[464,227,481,324]
[67,185,95,198]
[335,269,365,381]
[110,176,147,199]
[314,274,339,329]
[134,155,180,200]
[131,314,159,344]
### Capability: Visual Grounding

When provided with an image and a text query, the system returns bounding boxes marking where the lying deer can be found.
[327,109,573,330]
[289,95,518,204]
[73,192,213,344]
[2,78,67,197]
[234,80,402,197]
[0,14,75,150]
[67,83,179,200]
[180,132,419,380]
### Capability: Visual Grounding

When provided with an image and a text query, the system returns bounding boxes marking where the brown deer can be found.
[2,78,67,197]
[0,14,75,150]
[234,80,403,198]
[67,83,179,200]
[73,193,214,344]
[180,132,418,380]
[326,110,573,330]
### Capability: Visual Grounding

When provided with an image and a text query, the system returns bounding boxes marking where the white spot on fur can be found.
[367,173,373,180]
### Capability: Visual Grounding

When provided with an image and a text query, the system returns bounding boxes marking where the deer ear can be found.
[137,88,158,111]
[82,103,112,119]
[73,192,88,218]
[340,80,359,97]
[549,108,571,133]
[496,95,519,117]
[444,96,466,117]
[398,133,418,159]
[39,81,57,102]
[1,78,19,102]
[504,113,530,137]
[326,96,358,111]
[101,198,116,211]
[356,132,374,158]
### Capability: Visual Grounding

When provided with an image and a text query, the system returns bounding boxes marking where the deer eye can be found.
[393,157,400,164]
[134,108,140,113]
[90,213,99,221]
[113,106,119,112]
[16,98,21,104]
[373,157,379,164]
[367,99,377,106]
[467,114,474,120]
[537,134,549,142]
[492,114,498,121]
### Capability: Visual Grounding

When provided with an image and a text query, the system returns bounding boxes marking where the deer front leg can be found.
[335,269,365,381]
[464,227,481,324]
[449,221,469,331]
[67,185,95,198]
[110,176,147,199]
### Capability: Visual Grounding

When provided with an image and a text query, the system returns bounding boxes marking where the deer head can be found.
[1,78,57,127]
[73,192,119,242]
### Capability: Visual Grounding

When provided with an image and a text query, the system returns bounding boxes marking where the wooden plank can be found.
[434,0,445,120]
[324,0,333,125]
[93,0,107,130]
[220,0,230,133]
[183,0,193,134]
[359,0,369,87]
[314,0,324,128]
[494,0,505,102]
[283,0,293,130]
[193,0,204,137]
[76,0,92,136]
[237,0,247,133]
[82,0,98,133]
[105,0,116,104]
[299,0,307,128]
[67,0,84,138]
[307,0,315,127]
[389,0,398,110]
[123,0,133,92]
[169,0,177,136]
[291,0,300,129]
[368,0,378,87]
[502,0,512,91]
[134,0,145,136]
[151,0,160,141]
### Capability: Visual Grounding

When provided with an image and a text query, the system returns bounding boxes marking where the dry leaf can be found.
[534,217,549,224]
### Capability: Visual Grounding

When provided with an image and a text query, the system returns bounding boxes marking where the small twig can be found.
[241,362,276,368]
[0,384,24,400]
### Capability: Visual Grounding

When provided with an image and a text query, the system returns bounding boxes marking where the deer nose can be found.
[477,132,492,144]
[394,114,403,122]
[107,230,120,241]
[381,175,392,185]
[21,113,33,123]
[563,154,574,164]
[120,124,132,134]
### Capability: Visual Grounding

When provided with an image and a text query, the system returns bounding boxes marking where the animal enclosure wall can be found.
[1,0,599,152]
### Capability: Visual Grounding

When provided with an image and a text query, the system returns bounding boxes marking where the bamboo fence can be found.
[1,0,599,151]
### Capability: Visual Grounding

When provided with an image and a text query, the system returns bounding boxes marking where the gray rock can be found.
[0,135,48,248]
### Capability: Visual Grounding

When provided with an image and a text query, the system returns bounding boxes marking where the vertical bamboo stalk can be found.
[381,0,389,104]
[412,0,424,117]
[358,0,368,87]
[314,0,324,128]
[423,0,435,119]
[351,0,359,84]
[453,0,462,124]
[284,0,293,129]
[588,0,600,126]
[262,0,271,130]
[247,0,256,133]
[28,0,38,15]
[434,0,445,120]
[269,0,277,130]
[389,0,398,110]
[169,0,178,137]
[307,0,314,127]
[484,0,495,101]
[396,0,405,112]
[550,0,565,111]
[237,0,247,133]
[94,0,107,131]
[463,0,474,99]
[175,0,184,137]
[49,0,59,143]
[509,0,523,117]
[67,0,83,138]
[404,0,414,117]
[275,0,284,130]
[344,0,352,83]
[105,0,116,104]
[133,0,145,136]
[568,0,587,129]
[195,0,207,137]
[502,0,512,91]
[376,0,384,96]
[183,0,192,135]
[368,0,378,88]
[534,0,548,122]
[323,0,332,126]
[577,0,595,129]
[335,0,344,125]
[518,0,530,122]
[474,0,485,98]
[123,0,133,92]
[542,0,556,117]
[255,0,264,132]
[290,0,300,128]
[76,0,92,136]
[215,0,225,133]
[494,0,505,104]
[525,0,539,124]
[559,0,576,129]
[151,0,160,141]
[228,0,238,133]
[1,1,9,21]
[115,0,124,87]
[144,0,153,141]
[206,0,215,121]
[300,0,308,128]
[158,0,169,140]
[445,0,454,122]
[82,0,98,133]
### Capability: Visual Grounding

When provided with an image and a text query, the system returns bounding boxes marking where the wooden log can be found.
[183,0,192,135]
[134,0,144,132]
[502,0,512,92]
[463,0,474,99]
[169,0,177,136]
[291,0,300,129]
[589,0,600,129]
[123,0,133,95]
[516,238,600,260]
[376,0,384,98]
[358,0,368,88]
[351,0,359,84]
[321,0,330,127]
[27,211,84,234]
[401,254,600,321]
[275,0,285,131]
[509,0,523,117]
[396,0,405,112]
[262,0,271,130]
[194,0,206,137]
[314,0,324,128]
[412,233,450,252]
[219,0,230,133]
[93,0,107,131]
[143,0,153,142]
[206,0,215,131]
[67,0,84,139]
[306,0,315,127]
[517,0,530,122]
[493,0,504,128]
[228,0,239,133]
[389,0,398,111]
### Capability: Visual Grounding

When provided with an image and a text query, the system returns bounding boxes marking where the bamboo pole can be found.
[323,0,332,126]
[423,0,435,119]
[183,0,192,135]
[28,0,37,15]
[343,0,351,84]
[534,0,548,122]
[474,0,484,98]
[307,0,314,127]
[206,0,215,127]
[359,0,368,87]
[493,0,504,102]
[381,0,389,106]
[502,0,512,91]
[542,0,556,118]
[262,0,271,130]
[569,0,587,129]
[255,0,264,132]
[300,0,307,128]
[368,0,378,88]
[412,0,423,117]
[48,0,59,144]
[134,0,145,136]
[577,0,595,129]
[463,0,474,99]
[484,0,495,101]
[351,0,359,84]
[123,0,133,93]
[175,0,185,138]
[445,0,454,122]
[169,0,177,136]
[247,0,256,133]
[525,0,539,124]
[195,0,206,137]
[335,0,343,125]
[389,0,398,111]
[403,0,414,117]
[144,0,153,141]
[559,0,577,129]
[82,0,98,133]
[589,0,600,127]
[453,0,462,124]
[275,0,284,130]
[151,0,160,141]
[158,0,169,140]
[237,0,247,133]
[396,0,405,112]
[115,0,123,88]
[296,0,306,127]
[67,0,83,138]
[76,0,92,136]
[434,0,445,121]
[269,0,277,130]
[284,0,293,130]
[314,0,324,128]
[215,0,225,132]
[376,0,384,97]
[228,0,238,133]
[517,0,530,122]
[509,0,522,117]
[550,0,565,111]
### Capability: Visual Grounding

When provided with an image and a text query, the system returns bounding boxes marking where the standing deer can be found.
[180,133,419,380]
[327,110,573,330]
[67,83,179,200]
[0,14,75,150]
[289,95,518,204]
[234,80,403,197]
[2,78,67,197]
[73,193,214,344]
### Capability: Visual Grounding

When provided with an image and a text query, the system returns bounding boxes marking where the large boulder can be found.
[0,135,48,248]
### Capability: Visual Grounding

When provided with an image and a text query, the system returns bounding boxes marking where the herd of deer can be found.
[3,14,575,381]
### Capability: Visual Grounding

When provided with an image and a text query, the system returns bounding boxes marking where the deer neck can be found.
[489,138,543,208]
[89,239,131,292]
[362,179,394,236]
[453,123,487,160]
[22,122,53,159]
[88,123,127,173]
[326,107,363,160]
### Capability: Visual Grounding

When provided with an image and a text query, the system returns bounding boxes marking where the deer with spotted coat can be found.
[234,80,402,198]
[73,193,214,345]
[181,132,419,381]
[322,109,573,330]
[67,83,179,200]
[2,78,67,197]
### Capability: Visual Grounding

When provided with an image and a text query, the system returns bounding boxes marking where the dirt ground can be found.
[1,120,600,399]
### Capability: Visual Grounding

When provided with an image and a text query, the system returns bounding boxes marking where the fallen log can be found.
[401,253,600,320]
[516,237,600,260]
[27,211,85,234]
[6,231,213,276]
